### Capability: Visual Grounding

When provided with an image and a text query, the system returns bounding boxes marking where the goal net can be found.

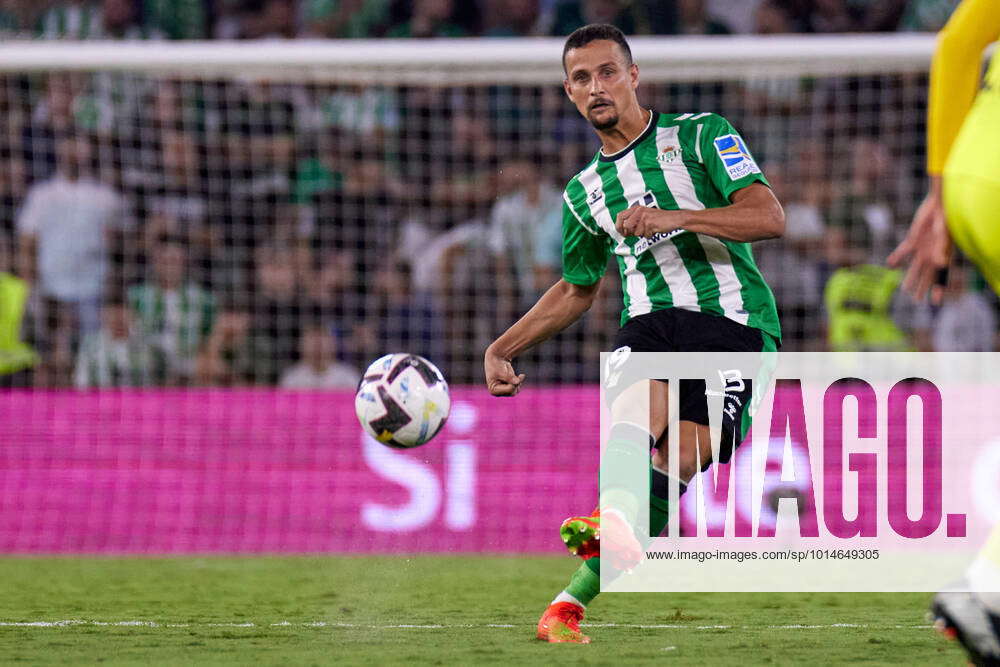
[0,35,939,553]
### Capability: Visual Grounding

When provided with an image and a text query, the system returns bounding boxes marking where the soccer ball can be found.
[355,353,451,448]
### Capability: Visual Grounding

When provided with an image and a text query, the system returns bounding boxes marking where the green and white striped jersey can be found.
[561,111,781,341]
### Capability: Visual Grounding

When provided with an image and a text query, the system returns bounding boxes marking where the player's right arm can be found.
[485,278,601,396]
[485,191,611,397]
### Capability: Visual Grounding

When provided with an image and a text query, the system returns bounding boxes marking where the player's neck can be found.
[598,107,652,157]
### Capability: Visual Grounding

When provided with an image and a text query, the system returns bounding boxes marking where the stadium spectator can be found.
[300,0,391,38]
[898,0,962,31]
[74,296,155,388]
[195,305,255,385]
[387,0,465,37]
[128,234,216,385]
[706,0,760,33]
[850,0,911,31]
[312,144,399,295]
[34,0,102,39]
[222,83,296,213]
[929,267,997,352]
[250,242,309,384]
[487,158,563,311]
[240,0,298,39]
[143,0,209,40]
[431,112,498,223]
[754,159,828,349]
[551,0,677,37]
[100,0,164,40]
[753,0,797,33]
[279,324,360,389]
[372,261,443,373]
[825,138,898,267]
[0,148,28,241]
[0,0,28,37]
[820,134,926,353]
[676,0,731,35]
[16,133,127,337]
[482,0,541,36]
[126,126,220,283]
[824,264,914,351]
[304,248,354,323]
[805,0,856,32]
[214,0,297,39]
[22,74,80,183]
[303,86,400,146]
[0,234,39,379]
[530,204,564,294]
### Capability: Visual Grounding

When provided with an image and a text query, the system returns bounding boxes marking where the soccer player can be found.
[484,24,783,643]
[888,0,1000,663]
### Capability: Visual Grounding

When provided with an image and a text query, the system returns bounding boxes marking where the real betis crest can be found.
[657,144,681,164]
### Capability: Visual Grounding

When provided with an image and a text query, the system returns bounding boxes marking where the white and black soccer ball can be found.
[355,353,451,449]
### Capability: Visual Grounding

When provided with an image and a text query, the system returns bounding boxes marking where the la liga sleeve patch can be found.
[713,134,761,181]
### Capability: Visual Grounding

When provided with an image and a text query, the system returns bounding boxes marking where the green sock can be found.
[564,559,601,606]
[650,496,671,537]
[650,468,687,536]
[560,471,686,608]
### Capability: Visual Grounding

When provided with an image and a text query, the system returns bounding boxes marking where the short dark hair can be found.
[562,24,633,74]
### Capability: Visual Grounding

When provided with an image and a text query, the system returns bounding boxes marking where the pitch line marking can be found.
[0,620,934,631]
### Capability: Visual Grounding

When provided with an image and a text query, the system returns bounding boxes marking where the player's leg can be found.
[539,378,673,643]
[540,311,774,642]
[543,381,718,636]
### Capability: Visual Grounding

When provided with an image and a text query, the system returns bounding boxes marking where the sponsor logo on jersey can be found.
[657,144,681,164]
[627,189,684,253]
[713,134,760,181]
[632,228,685,254]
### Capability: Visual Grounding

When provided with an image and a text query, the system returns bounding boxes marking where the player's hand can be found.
[484,347,525,397]
[888,183,952,305]
[615,205,684,238]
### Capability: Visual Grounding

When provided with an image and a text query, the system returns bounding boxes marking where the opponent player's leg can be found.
[931,173,1000,664]
[931,524,1000,665]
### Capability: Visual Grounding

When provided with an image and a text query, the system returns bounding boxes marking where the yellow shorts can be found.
[943,86,1000,294]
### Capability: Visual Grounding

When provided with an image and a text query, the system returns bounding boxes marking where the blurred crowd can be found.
[0,0,968,40]
[1,0,996,392]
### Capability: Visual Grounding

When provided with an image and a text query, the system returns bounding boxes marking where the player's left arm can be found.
[615,182,784,242]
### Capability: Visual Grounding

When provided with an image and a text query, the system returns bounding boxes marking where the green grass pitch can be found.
[0,556,967,665]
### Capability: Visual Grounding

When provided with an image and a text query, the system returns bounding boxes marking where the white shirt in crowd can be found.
[933,292,997,352]
[488,185,563,304]
[16,175,125,302]
[280,362,361,390]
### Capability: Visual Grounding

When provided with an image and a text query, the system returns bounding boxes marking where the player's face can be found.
[563,40,639,131]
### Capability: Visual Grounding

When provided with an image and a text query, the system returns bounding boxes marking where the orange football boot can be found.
[536,601,590,643]
[560,506,643,571]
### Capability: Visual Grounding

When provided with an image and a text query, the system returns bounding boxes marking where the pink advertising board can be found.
[2,380,996,557]
[0,388,600,554]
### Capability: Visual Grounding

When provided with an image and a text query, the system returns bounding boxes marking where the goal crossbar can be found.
[0,34,937,84]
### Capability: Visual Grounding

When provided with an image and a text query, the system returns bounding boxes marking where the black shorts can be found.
[610,308,773,466]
